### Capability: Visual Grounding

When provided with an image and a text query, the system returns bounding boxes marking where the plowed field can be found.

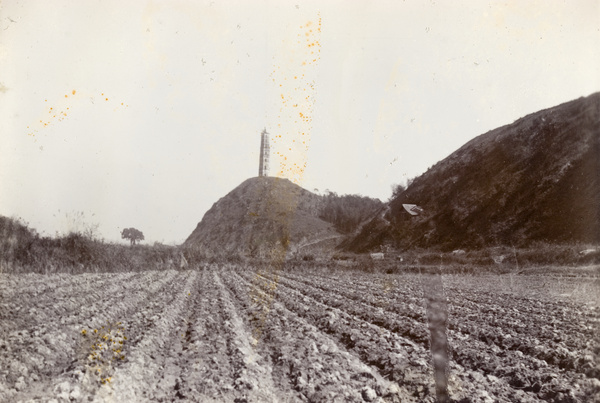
[1,266,599,402]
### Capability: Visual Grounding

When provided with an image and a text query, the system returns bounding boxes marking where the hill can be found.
[343,92,600,252]
[184,177,382,257]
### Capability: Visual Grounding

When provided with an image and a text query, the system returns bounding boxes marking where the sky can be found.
[1,0,598,244]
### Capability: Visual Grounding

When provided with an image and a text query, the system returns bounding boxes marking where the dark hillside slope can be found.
[344,93,600,252]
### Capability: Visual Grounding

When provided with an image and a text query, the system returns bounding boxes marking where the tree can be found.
[390,183,406,200]
[121,227,144,246]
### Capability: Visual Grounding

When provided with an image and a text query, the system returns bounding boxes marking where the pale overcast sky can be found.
[1,0,598,244]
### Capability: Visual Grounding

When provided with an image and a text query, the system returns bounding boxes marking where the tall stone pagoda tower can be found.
[258,128,270,177]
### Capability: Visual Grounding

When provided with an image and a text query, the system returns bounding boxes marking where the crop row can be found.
[243,268,600,402]
[281,271,427,321]
[446,300,597,372]
[273,271,431,345]
[0,270,187,401]
[284,268,597,378]
[2,266,598,402]
[236,269,457,401]
[223,269,424,402]
[99,270,199,401]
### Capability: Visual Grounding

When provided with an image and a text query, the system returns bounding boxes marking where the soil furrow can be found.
[2,266,598,403]
[235,270,441,401]
[93,270,198,402]
[223,268,413,402]
[1,271,180,400]
[213,270,280,402]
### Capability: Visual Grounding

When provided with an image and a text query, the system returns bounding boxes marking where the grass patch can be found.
[283,244,600,276]
[0,216,208,274]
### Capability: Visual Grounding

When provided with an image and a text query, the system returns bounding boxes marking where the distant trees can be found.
[390,183,406,200]
[319,192,383,234]
[121,227,144,246]
[390,177,417,201]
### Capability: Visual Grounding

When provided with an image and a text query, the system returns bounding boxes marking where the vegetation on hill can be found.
[344,93,600,252]
[318,191,383,234]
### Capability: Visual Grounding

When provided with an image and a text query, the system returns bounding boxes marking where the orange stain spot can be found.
[72,90,76,95]
[105,98,108,101]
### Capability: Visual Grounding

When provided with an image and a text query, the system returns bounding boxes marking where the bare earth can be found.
[1,266,598,402]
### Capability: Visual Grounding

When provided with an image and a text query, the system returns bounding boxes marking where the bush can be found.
[0,218,191,274]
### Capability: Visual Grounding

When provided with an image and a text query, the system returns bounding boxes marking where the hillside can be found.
[343,92,600,252]
[184,177,382,257]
